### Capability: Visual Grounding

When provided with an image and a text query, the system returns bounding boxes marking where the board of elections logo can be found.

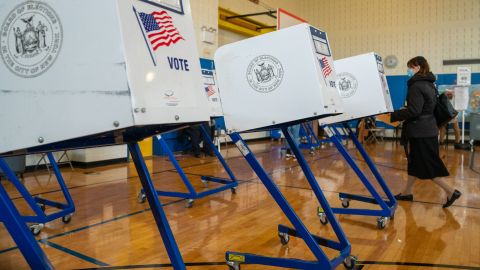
[246,55,284,93]
[0,2,63,78]
[337,72,358,98]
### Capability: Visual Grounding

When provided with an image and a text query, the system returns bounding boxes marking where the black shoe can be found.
[443,190,462,208]
[395,193,413,201]
[194,153,201,158]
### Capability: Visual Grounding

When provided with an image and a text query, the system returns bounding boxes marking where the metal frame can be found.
[34,151,73,174]
[0,153,75,235]
[226,10,277,20]
[128,142,186,269]
[0,172,54,269]
[138,124,238,208]
[299,122,322,150]
[226,126,353,270]
[319,122,397,229]
[0,122,205,269]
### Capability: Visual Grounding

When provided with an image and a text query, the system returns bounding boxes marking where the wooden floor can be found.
[0,140,479,270]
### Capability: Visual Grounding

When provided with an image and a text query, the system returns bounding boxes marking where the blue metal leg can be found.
[199,125,237,182]
[139,128,238,206]
[128,142,186,270]
[306,122,322,147]
[0,184,53,269]
[0,159,53,269]
[158,135,198,197]
[0,154,75,225]
[282,126,351,246]
[321,124,396,223]
[300,122,321,150]
[343,123,397,206]
[226,131,351,269]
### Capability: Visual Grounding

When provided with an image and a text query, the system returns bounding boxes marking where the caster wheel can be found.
[318,212,328,225]
[227,261,240,270]
[62,214,73,224]
[201,180,208,188]
[30,224,44,236]
[38,203,46,212]
[278,232,290,245]
[137,192,146,204]
[377,217,388,230]
[343,255,358,269]
[185,199,194,208]
[341,199,350,208]
[231,187,237,194]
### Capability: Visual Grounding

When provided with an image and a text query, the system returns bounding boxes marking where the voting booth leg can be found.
[319,124,396,230]
[0,180,53,269]
[300,122,321,150]
[226,131,354,270]
[138,127,238,208]
[128,142,186,270]
[342,123,397,208]
[0,154,75,235]
[199,124,238,186]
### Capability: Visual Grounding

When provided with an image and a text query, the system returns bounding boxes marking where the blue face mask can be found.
[407,68,415,78]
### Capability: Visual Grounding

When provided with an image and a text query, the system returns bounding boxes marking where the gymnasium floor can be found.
[0,140,478,270]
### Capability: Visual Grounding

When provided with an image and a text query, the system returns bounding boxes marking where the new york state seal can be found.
[1,1,63,78]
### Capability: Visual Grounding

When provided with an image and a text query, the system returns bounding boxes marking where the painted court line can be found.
[40,239,110,267]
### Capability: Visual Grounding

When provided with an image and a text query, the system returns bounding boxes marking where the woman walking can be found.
[391,56,461,208]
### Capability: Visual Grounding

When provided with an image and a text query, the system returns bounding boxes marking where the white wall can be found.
[296,0,480,75]
[191,0,219,58]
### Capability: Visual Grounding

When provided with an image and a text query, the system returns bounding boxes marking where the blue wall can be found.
[386,72,480,110]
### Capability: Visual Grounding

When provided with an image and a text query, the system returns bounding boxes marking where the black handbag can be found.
[434,87,458,127]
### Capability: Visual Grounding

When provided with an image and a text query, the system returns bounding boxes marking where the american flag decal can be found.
[138,10,184,50]
[319,57,333,78]
[205,85,216,97]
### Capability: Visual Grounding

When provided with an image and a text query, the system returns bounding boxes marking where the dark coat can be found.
[391,72,438,139]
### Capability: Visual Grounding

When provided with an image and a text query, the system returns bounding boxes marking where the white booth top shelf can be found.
[319,52,394,125]
[0,0,210,154]
[215,23,343,133]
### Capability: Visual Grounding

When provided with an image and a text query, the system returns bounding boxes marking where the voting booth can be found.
[320,52,393,125]
[201,59,224,117]
[315,53,397,231]
[0,1,208,269]
[215,23,343,133]
[0,0,210,155]
[216,24,355,270]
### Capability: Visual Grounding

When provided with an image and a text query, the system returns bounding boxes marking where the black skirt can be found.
[408,137,449,179]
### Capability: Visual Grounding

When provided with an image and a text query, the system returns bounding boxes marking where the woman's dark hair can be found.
[407,56,430,76]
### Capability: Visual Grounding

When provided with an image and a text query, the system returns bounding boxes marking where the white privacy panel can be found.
[215,23,343,133]
[320,52,394,125]
[117,0,210,126]
[0,0,210,154]
[201,61,223,117]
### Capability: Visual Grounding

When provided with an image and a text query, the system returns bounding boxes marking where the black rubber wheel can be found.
[227,263,240,270]
[231,187,237,194]
[137,192,146,204]
[185,200,194,208]
[320,216,328,225]
[279,234,290,245]
[62,215,72,224]
[343,255,357,269]
[377,218,386,230]
[38,203,46,212]
[341,200,350,208]
[30,226,41,236]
